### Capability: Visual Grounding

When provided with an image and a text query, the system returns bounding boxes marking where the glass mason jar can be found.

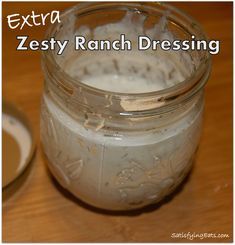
[40,2,211,210]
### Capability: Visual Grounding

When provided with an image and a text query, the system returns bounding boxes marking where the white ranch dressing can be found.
[41,10,202,210]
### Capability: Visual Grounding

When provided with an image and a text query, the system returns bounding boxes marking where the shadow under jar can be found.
[40,2,211,210]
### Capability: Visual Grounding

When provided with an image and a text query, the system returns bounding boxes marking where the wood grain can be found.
[2,2,233,242]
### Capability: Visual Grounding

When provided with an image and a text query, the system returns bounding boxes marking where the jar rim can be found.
[42,2,211,114]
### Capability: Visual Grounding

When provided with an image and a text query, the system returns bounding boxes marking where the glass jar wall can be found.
[40,2,211,210]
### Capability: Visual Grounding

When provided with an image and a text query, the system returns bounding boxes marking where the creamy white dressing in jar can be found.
[41,3,211,210]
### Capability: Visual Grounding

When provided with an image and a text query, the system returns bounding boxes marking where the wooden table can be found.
[2,2,233,242]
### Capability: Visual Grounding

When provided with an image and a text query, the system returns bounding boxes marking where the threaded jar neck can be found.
[42,2,211,119]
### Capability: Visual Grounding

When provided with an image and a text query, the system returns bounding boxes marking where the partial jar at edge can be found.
[40,2,211,210]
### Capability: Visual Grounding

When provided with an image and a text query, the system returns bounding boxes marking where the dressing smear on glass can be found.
[57,11,196,93]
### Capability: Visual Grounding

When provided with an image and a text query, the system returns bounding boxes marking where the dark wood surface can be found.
[2,2,233,242]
